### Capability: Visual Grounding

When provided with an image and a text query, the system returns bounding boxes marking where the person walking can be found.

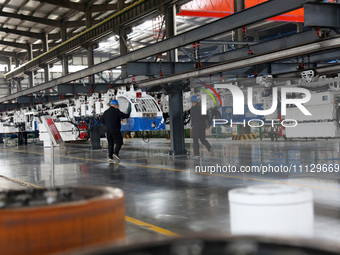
[190,95,212,158]
[102,99,130,162]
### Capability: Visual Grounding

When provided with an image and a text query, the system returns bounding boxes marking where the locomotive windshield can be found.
[134,98,160,113]
[117,97,131,114]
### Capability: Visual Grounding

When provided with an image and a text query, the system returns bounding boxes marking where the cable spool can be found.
[0,186,125,255]
[229,184,313,237]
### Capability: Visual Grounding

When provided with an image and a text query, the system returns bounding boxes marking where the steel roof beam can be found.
[271,49,340,75]
[0,11,61,27]
[4,0,184,79]
[2,35,339,104]
[135,36,340,89]
[1,0,320,101]
[274,49,340,64]
[0,40,59,50]
[89,4,120,12]
[0,51,17,58]
[63,20,87,27]
[126,62,218,76]
[206,30,319,63]
[0,11,87,28]
[0,40,27,49]
[200,40,257,45]
[37,0,85,12]
[275,63,340,78]
[48,32,79,40]
[0,27,44,40]
[0,56,10,62]
[37,0,123,12]
[304,2,340,28]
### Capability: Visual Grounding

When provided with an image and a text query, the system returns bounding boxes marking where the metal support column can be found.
[27,43,34,88]
[87,11,99,148]
[87,45,94,67]
[61,28,69,76]
[166,4,184,155]
[86,12,95,85]
[117,0,127,78]
[165,5,178,62]
[42,33,50,84]
[27,72,34,89]
[90,124,102,150]
[169,83,186,155]
[233,0,245,49]
[7,57,11,95]
[14,55,21,92]
[85,13,100,148]
[119,29,128,78]
[15,55,19,67]
[233,1,250,134]
[43,65,49,83]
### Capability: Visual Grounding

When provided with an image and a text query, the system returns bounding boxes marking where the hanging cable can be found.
[193,41,202,68]
[241,26,254,55]
[158,53,163,76]
[315,27,331,38]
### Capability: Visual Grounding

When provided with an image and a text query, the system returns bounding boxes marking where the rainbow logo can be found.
[197,82,222,107]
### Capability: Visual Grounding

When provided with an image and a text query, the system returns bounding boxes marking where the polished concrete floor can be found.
[1,137,340,246]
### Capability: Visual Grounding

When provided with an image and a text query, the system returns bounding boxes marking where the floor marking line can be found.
[0,174,44,189]
[125,216,181,237]
[4,148,340,192]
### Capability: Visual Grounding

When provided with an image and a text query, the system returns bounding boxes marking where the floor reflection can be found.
[0,138,340,242]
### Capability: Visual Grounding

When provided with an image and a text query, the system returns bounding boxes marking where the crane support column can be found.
[169,83,186,155]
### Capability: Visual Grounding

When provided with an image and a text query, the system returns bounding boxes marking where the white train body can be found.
[0,86,165,144]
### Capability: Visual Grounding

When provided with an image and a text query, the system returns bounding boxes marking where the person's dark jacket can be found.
[190,102,207,129]
[102,106,130,132]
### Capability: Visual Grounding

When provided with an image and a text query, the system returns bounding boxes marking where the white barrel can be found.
[229,184,313,237]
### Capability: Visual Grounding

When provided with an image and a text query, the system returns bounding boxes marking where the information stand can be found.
[41,116,63,187]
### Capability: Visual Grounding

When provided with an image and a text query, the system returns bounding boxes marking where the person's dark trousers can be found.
[192,126,211,156]
[107,130,123,158]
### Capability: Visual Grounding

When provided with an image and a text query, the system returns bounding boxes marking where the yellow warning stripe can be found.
[0,174,44,189]
[125,216,181,237]
[232,134,257,140]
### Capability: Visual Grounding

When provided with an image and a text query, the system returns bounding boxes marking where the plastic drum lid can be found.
[228,184,313,205]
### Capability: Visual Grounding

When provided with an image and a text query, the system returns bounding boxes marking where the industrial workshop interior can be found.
[1,0,340,254]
